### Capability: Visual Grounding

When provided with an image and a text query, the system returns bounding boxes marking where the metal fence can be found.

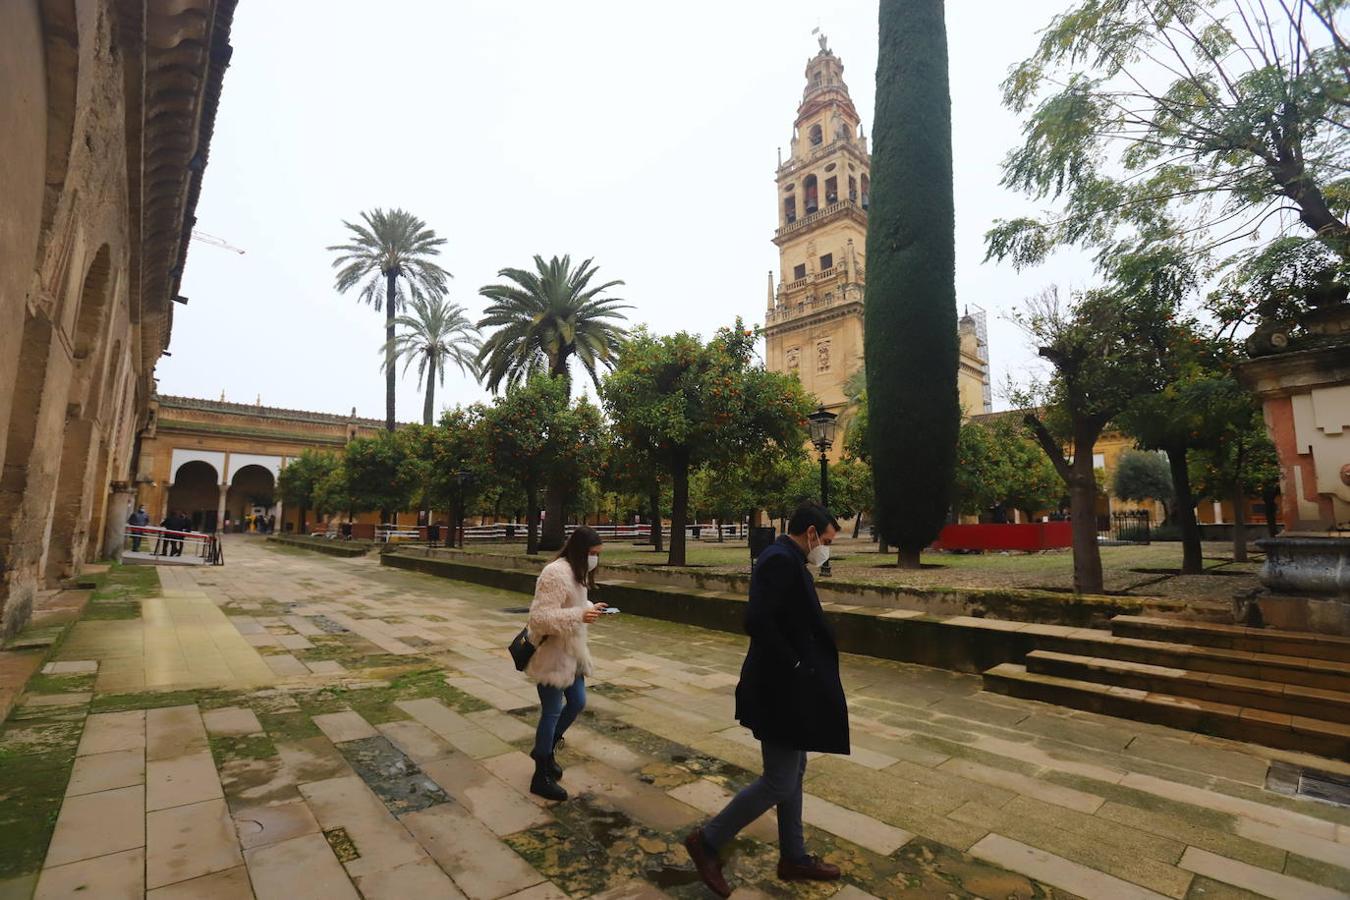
[1107,510,1152,543]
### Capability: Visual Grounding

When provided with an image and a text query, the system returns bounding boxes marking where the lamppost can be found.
[806,406,838,576]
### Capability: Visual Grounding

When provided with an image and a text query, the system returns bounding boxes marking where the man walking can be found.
[684,502,848,896]
[127,505,149,552]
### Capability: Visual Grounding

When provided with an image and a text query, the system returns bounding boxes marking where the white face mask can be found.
[587,554,600,572]
[806,531,830,567]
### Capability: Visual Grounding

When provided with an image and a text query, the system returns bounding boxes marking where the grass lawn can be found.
[459,536,1263,601]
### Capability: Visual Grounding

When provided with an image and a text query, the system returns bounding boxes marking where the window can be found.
[803,175,818,213]
[809,124,823,146]
[848,175,857,202]
[793,263,807,281]
[783,196,796,223]
[824,176,838,205]
[819,253,833,271]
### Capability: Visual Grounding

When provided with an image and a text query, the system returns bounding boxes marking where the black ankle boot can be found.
[549,735,565,779]
[530,754,567,802]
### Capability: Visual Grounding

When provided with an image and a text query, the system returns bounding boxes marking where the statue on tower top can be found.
[812,27,829,53]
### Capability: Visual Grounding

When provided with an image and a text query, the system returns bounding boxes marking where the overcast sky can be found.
[160,0,1097,419]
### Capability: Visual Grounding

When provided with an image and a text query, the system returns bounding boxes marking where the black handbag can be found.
[508,626,546,672]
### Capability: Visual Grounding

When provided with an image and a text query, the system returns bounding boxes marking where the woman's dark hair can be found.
[556,525,603,588]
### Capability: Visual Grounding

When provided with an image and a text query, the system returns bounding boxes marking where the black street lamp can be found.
[806,406,838,576]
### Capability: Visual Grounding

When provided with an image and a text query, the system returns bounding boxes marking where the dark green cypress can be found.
[863,0,960,567]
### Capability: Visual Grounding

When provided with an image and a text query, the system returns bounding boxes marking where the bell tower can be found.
[763,35,992,445]
[764,34,871,430]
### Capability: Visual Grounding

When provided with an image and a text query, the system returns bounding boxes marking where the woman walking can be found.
[524,525,608,801]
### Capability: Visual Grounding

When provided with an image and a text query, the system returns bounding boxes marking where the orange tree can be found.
[480,374,602,555]
[603,321,812,566]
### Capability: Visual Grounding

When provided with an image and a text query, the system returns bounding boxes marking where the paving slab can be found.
[1179,846,1343,900]
[402,802,547,900]
[66,748,144,797]
[34,847,143,900]
[147,750,225,811]
[312,710,379,744]
[354,858,467,899]
[146,797,244,889]
[203,706,264,737]
[970,833,1173,900]
[146,865,254,899]
[244,831,360,900]
[336,735,448,816]
[298,774,428,878]
[420,752,552,836]
[44,784,145,867]
[146,705,209,761]
[232,797,322,850]
[76,709,145,756]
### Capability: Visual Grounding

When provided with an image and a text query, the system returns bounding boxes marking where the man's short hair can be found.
[787,502,839,536]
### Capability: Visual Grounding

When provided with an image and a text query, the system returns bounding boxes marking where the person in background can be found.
[127,505,149,552]
[523,525,609,801]
[684,502,849,896]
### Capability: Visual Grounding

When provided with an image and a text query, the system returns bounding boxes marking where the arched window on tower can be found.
[860,174,870,210]
[824,176,838,205]
[809,124,823,146]
[803,175,818,214]
[848,175,858,203]
[783,195,797,224]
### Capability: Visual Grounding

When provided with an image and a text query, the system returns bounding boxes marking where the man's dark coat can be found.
[734,535,850,754]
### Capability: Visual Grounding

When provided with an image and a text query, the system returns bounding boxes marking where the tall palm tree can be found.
[477,255,630,395]
[382,293,480,425]
[477,255,630,549]
[328,208,451,431]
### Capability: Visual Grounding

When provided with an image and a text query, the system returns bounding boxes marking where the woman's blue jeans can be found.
[533,675,586,758]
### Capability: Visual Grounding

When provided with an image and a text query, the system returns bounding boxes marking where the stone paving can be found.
[3,536,1350,898]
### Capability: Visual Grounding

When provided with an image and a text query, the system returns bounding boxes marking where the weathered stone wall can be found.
[0,0,236,638]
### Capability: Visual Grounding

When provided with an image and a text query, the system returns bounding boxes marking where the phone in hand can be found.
[601,607,620,615]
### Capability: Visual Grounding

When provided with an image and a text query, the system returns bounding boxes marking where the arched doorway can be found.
[227,465,275,531]
[167,460,220,533]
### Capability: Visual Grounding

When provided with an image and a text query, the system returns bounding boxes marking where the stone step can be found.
[1025,650,1350,725]
[1041,631,1350,694]
[1111,615,1350,664]
[982,663,1350,760]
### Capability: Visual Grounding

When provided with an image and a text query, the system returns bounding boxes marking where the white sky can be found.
[160,0,1096,419]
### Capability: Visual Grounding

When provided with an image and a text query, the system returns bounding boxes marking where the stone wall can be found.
[0,0,237,639]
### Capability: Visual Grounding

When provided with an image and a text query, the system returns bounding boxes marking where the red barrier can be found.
[933,522,1073,551]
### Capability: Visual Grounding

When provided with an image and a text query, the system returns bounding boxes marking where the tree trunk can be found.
[1263,486,1279,537]
[1231,481,1249,563]
[298,505,307,535]
[525,484,540,555]
[540,486,566,551]
[422,357,436,426]
[668,454,690,566]
[1067,448,1105,594]
[897,546,921,568]
[852,513,862,539]
[716,517,724,542]
[385,272,397,432]
[648,481,663,553]
[1165,444,1202,575]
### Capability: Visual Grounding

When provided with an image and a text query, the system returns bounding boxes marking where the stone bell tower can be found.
[763,35,992,451]
[763,34,871,434]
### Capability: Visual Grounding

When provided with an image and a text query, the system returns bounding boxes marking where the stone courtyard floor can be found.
[3,537,1350,899]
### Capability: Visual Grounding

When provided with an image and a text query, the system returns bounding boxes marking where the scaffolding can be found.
[966,304,993,413]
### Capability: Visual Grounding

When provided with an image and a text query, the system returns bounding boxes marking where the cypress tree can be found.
[863,0,960,568]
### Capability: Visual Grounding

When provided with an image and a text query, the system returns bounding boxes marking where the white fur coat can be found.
[525,558,594,688]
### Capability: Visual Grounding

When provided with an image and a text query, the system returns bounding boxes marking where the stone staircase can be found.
[983,615,1350,760]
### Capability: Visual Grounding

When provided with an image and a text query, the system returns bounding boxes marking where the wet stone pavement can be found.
[3,536,1350,898]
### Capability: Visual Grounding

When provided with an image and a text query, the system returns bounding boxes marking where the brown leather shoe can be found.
[778,855,841,882]
[683,829,731,898]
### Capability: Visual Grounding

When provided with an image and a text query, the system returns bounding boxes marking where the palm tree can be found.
[328,208,451,431]
[382,293,480,425]
[477,255,630,395]
[477,255,630,549]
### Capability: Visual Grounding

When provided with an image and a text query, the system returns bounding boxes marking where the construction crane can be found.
[190,229,245,255]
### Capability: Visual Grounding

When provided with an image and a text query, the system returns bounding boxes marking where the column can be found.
[102,487,135,561]
[216,483,228,532]
[274,499,283,532]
